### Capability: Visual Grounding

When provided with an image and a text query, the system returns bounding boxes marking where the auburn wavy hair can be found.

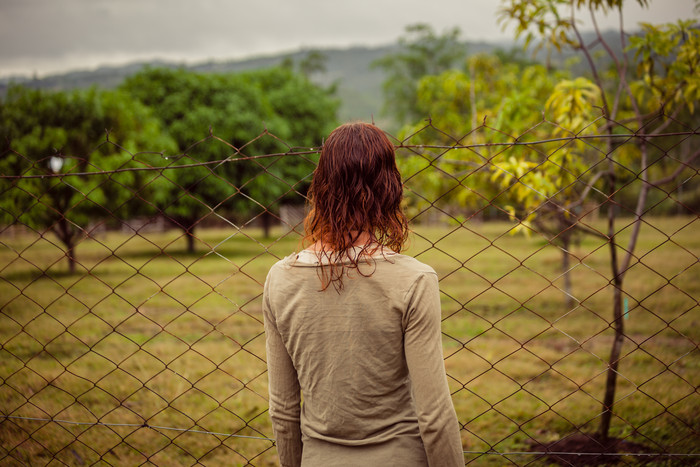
[303,122,409,290]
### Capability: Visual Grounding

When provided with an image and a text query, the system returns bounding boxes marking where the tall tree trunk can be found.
[600,283,624,443]
[600,154,622,444]
[599,134,651,443]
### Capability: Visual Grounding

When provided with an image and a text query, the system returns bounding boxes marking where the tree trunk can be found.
[598,131,651,443]
[185,228,196,254]
[550,209,575,309]
[66,241,77,274]
[600,284,624,443]
[261,211,272,238]
[169,216,197,254]
[561,236,574,310]
[599,161,623,444]
[54,216,78,274]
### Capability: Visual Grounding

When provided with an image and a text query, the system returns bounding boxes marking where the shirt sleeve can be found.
[403,271,464,467]
[263,270,303,467]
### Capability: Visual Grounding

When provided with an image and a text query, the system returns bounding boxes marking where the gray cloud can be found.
[0,0,696,77]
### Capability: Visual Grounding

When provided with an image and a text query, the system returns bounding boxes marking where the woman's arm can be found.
[404,272,464,467]
[263,274,303,467]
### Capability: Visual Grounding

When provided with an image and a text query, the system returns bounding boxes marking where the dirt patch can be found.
[528,433,660,466]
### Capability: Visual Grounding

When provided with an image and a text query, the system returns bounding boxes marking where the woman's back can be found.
[264,249,463,466]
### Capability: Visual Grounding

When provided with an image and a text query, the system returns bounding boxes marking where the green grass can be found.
[1,217,698,466]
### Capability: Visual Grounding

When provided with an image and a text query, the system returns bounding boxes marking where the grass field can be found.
[1,216,698,466]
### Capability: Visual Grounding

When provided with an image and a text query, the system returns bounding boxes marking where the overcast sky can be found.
[0,0,697,78]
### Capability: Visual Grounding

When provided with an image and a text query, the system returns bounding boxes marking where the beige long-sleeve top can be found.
[263,249,464,467]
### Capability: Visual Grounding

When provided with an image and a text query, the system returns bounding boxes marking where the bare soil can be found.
[528,433,661,466]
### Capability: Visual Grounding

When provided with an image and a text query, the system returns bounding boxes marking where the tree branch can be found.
[571,6,610,116]
[650,146,700,186]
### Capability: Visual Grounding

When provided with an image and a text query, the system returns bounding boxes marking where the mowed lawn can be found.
[1,216,698,466]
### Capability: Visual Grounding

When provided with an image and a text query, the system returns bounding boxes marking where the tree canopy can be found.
[0,85,176,272]
[1,65,339,263]
[373,23,467,125]
[120,66,338,249]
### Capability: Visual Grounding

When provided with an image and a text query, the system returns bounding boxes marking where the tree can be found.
[298,49,329,77]
[372,23,467,124]
[396,53,569,219]
[244,66,339,236]
[499,0,700,444]
[0,86,176,273]
[121,67,338,250]
[491,77,604,309]
[395,53,603,307]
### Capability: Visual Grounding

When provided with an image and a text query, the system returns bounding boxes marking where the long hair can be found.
[303,122,409,290]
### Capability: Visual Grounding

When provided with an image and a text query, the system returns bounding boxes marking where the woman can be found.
[263,122,463,466]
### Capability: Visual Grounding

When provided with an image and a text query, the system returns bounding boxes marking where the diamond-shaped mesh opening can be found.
[1,120,698,466]
[203,442,256,465]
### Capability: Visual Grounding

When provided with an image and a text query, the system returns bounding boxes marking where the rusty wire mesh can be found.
[0,117,699,466]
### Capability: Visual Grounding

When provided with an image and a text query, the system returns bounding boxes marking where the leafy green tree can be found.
[397,54,568,218]
[373,23,467,124]
[499,0,700,443]
[490,76,603,307]
[0,85,176,273]
[395,53,602,306]
[121,67,337,250]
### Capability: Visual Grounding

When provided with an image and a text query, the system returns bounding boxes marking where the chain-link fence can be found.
[1,117,698,466]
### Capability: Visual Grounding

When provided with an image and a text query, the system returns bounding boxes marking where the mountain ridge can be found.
[0,32,624,127]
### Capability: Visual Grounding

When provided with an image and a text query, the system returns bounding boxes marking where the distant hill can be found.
[0,41,511,128]
[0,31,626,130]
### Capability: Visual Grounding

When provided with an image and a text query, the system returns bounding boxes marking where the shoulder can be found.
[373,253,439,300]
[264,254,297,286]
[388,253,438,277]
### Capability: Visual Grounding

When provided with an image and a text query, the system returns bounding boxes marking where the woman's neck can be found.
[308,231,373,252]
